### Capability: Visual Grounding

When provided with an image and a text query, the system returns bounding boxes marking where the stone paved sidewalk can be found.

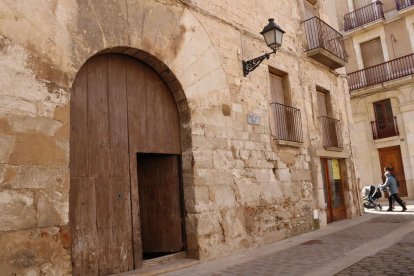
[336,230,414,275]
[166,205,414,276]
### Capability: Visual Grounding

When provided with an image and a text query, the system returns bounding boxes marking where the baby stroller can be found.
[362,185,382,210]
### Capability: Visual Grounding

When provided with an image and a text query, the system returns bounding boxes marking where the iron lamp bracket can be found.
[242,49,276,77]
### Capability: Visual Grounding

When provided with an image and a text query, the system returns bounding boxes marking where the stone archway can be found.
[67,6,231,262]
[69,51,191,275]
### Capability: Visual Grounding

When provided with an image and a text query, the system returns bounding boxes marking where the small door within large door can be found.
[138,153,184,259]
[378,146,407,197]
[70,54,185,275]
[321,159,346,223]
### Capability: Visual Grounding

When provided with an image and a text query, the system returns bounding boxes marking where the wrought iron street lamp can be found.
[242,18,285,77]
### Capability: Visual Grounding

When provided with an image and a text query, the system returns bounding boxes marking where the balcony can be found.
[371,116,399,139]
[270,102,303,143]
[302,17,347,69]
[319,116,343,149]
[348,53,414,91]
[396,0,414,10]
[344,1,384,32]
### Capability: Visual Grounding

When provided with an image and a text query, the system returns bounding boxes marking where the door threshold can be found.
[113,252,199,276]
[143,251,187,268]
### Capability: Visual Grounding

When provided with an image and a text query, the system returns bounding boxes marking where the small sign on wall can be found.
[247,113,261,125]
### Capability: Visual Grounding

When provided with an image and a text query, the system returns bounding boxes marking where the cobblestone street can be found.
[163,202,414,276]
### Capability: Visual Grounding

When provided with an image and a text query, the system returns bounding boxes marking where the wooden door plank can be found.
[126,59,181,154]
[70,66,88,177]
[127,59,148,153]
[107,54,134,271]
[108,55,130,177]
[87,56,110,177]
[145,75,181,153]
[125,59,146,268]
[111,176,134,272]
[138,154,182,252]
[95,177,113,275]
[128,153,142,268]
[69,178,99,276]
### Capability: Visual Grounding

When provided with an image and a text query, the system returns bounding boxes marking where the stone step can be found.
[114,252,199,276]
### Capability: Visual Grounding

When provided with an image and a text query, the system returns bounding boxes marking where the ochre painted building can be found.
[0,0,360,274]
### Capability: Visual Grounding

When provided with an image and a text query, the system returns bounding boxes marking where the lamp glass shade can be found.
[263,29,277,49]
[260,18,285,50]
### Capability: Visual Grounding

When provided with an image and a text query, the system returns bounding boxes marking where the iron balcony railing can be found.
[348,53,414,91]
[396,0,414,10]
[302,16,348,62]
[344,1,384,32]
[270,102,303,143]
[371,116,399,139]
[319,116,343,149]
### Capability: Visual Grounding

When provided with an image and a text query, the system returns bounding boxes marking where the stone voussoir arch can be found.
[69,5,230,263]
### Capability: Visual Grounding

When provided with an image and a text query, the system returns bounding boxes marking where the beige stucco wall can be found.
[384,18,413,58]
[0,0,358,274]
[336,1,414,203]
[350,81,414,200]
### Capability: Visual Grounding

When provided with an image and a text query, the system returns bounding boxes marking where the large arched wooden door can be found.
[70,54,183,275]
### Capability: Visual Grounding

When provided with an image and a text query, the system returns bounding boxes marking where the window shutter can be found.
[361,38,384,68]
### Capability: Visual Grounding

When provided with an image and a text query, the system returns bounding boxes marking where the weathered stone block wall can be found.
[0,33,72,275]
[0,0,358,273]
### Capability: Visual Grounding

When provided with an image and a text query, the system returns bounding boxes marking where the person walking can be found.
[380,166,407,212]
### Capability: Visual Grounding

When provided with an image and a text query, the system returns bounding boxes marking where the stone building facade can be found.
[335,0,414,200]
[0,0,360,275]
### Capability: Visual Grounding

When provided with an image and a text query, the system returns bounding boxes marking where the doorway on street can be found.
[321,158,346,223]
[70,53,187,275]
[137,153,185,260]
[378,146,407,197]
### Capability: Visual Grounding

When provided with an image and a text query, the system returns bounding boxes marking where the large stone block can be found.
[194,211,222,236]
[259,181,283,202]
[0,135,14,163]
[0,227,71,275]
[194,168,233,186]
[291,169,312,181]
[1,165,67,190]
[7,116,62,136]
[209,184,236,210]
[236,180,261,205]
[212,150,235,169]
[254,169,274,183]
[220,208,246,240]
[274,168,291,182]
[8,133,67,166]
[37,190,69,227]
[185,185,210,213]
[0,190,35,231]
[0,164,5,183]
[192,149,213,169]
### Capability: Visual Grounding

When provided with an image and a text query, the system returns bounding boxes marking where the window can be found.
[316,88,330,117]
[317,87,342,148]
[304,0,317,20]
[374,99,393,125]
[269,73,286,105]
[360,37,387,84]
[360,38,384,68]
[353,0,373,10]
[372,99,398,139]
[269,72,303,143]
